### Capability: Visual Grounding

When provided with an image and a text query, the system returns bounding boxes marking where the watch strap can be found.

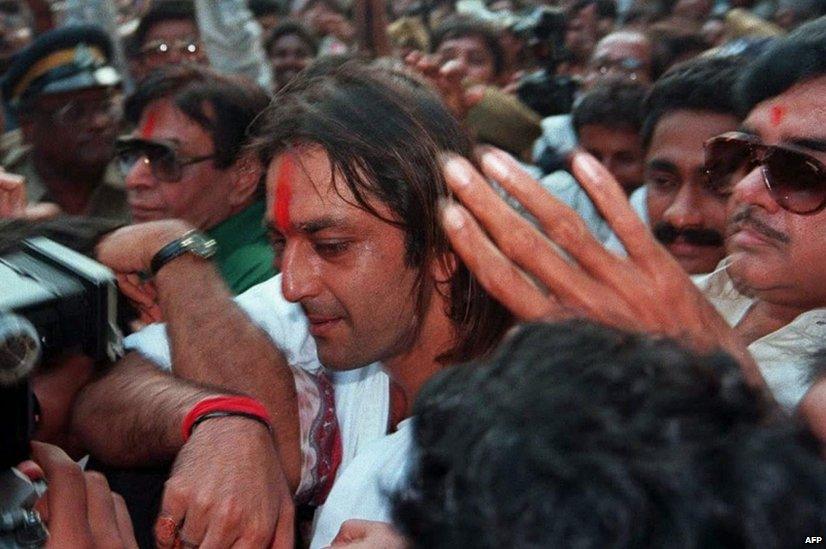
[149,230,215,276]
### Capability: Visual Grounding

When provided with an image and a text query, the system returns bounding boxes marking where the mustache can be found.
[653,221,725,247]
[727,207,790,244]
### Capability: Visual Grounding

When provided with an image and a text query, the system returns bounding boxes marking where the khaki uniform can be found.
[1,128,130,224]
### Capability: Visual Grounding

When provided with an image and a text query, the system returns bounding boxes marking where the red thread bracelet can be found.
[181,396,272,442]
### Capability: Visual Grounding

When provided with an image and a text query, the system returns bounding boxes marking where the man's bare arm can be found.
[71,351,295,547]
[71,351,215,466]
[96,220,300,489]
[156,254,301,489]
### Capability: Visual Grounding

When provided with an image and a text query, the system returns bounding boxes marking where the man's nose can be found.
[663,183,704,228]
[125,157,155,190]
[730,165,781,214]
[280,243,322,303]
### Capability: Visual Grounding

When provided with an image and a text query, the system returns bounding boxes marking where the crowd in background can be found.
[2,0,826,547]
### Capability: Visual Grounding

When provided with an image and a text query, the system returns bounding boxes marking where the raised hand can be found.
[440,147,761,385]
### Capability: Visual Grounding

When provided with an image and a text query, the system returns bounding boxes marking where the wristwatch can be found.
[149,230,217,276]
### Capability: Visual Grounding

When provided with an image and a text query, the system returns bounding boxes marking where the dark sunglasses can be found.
[115,138,216,183]
[704,131,826,215]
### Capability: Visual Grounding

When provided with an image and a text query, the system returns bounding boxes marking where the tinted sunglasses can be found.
[704,131,826,215]
[115,138,216,183]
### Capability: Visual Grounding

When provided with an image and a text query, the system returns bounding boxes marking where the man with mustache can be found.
[438,17,826,415]
[640,55,743,275]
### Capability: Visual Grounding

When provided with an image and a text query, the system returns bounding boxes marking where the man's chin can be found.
[670,248,725,276]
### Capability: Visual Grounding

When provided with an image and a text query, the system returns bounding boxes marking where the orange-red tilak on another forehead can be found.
[273,154,294,232]
[770,105,785,127]
[140,110,158,139]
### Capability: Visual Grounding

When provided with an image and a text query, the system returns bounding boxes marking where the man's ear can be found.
[229,153,264,208]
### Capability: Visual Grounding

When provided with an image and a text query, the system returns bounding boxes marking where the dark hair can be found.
[124,64,270,170]
[736,16,826,115]
[248,0,288,17]
[572,81,647,135]
[641,55,743,148]
[133,0,197,48]
[430,16,506,78]
[570,0,617,19]
[395,321,826,548]
[250,59,512,363]
[264,20,319,57]
[647,23,710,80]
[301,0,346,14]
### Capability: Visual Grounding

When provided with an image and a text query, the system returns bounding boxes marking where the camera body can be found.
[0,237,122,548]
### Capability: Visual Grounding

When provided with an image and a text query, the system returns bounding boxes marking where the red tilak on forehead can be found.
[274,154,294,231]
[140,110,158,139]
[770,105,785,127]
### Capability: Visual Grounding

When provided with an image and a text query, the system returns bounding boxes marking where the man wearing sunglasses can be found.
[435,17,826,415]
[696,16,826,411]
[115,64,274,296]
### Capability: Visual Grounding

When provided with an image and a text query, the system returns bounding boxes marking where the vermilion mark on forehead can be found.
[770,105,785,127]
[274,154,294,232]
[140,110,158,139]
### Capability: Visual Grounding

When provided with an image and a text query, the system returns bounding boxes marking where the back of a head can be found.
[395,321,826,548]
[124,64,270,169]
[736,16,826,115]
[572,81,647,134]
[641,54,743,147]
[251,59,511,362]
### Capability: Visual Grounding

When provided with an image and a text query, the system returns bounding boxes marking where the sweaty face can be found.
[125,99,234,229]
[645,110,740,274]
[436,35,498,86]
[266,146,424,370]
[726,76,826,309]
[578,124,644,193]
[268,34,314,91]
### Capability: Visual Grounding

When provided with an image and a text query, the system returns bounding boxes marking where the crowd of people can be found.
[1,0,826,547]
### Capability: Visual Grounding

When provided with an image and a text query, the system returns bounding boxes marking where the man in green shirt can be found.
[115,64,274,294]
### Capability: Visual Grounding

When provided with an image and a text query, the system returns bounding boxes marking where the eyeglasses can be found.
[139,38,201,58]
[590,56,647,80]
[704,131,826,215]
[51,94,121,126]
[115,138,216,182]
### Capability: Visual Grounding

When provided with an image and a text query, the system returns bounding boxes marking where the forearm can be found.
[71,352,218,467]
[155,256,301,489]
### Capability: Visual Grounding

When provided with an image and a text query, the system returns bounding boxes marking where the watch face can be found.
[183,232,218,258]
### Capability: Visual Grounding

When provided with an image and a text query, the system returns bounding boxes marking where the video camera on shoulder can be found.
[0,237,122,548]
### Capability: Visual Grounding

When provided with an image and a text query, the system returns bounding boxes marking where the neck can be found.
[383,292,456,419]
[33,156,105,215]
[735,299,808,345]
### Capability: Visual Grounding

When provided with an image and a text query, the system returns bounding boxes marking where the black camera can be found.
[0,237,122,548]
[511,7,578,117]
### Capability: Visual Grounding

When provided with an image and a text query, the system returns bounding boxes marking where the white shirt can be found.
[309,418,414,549]
[696,265,826,411]
[124,275,391,488]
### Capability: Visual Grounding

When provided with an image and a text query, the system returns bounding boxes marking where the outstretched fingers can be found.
[440,200,556,320]
[570,151,663,265]
[475,146,624,277]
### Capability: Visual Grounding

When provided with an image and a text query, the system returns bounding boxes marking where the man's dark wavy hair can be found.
[572,81,647,135]
[395,321,826,548]
[124,64,271,171]
[736,16,826,115]
[641,55,743,148]
[250,58,512,363]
